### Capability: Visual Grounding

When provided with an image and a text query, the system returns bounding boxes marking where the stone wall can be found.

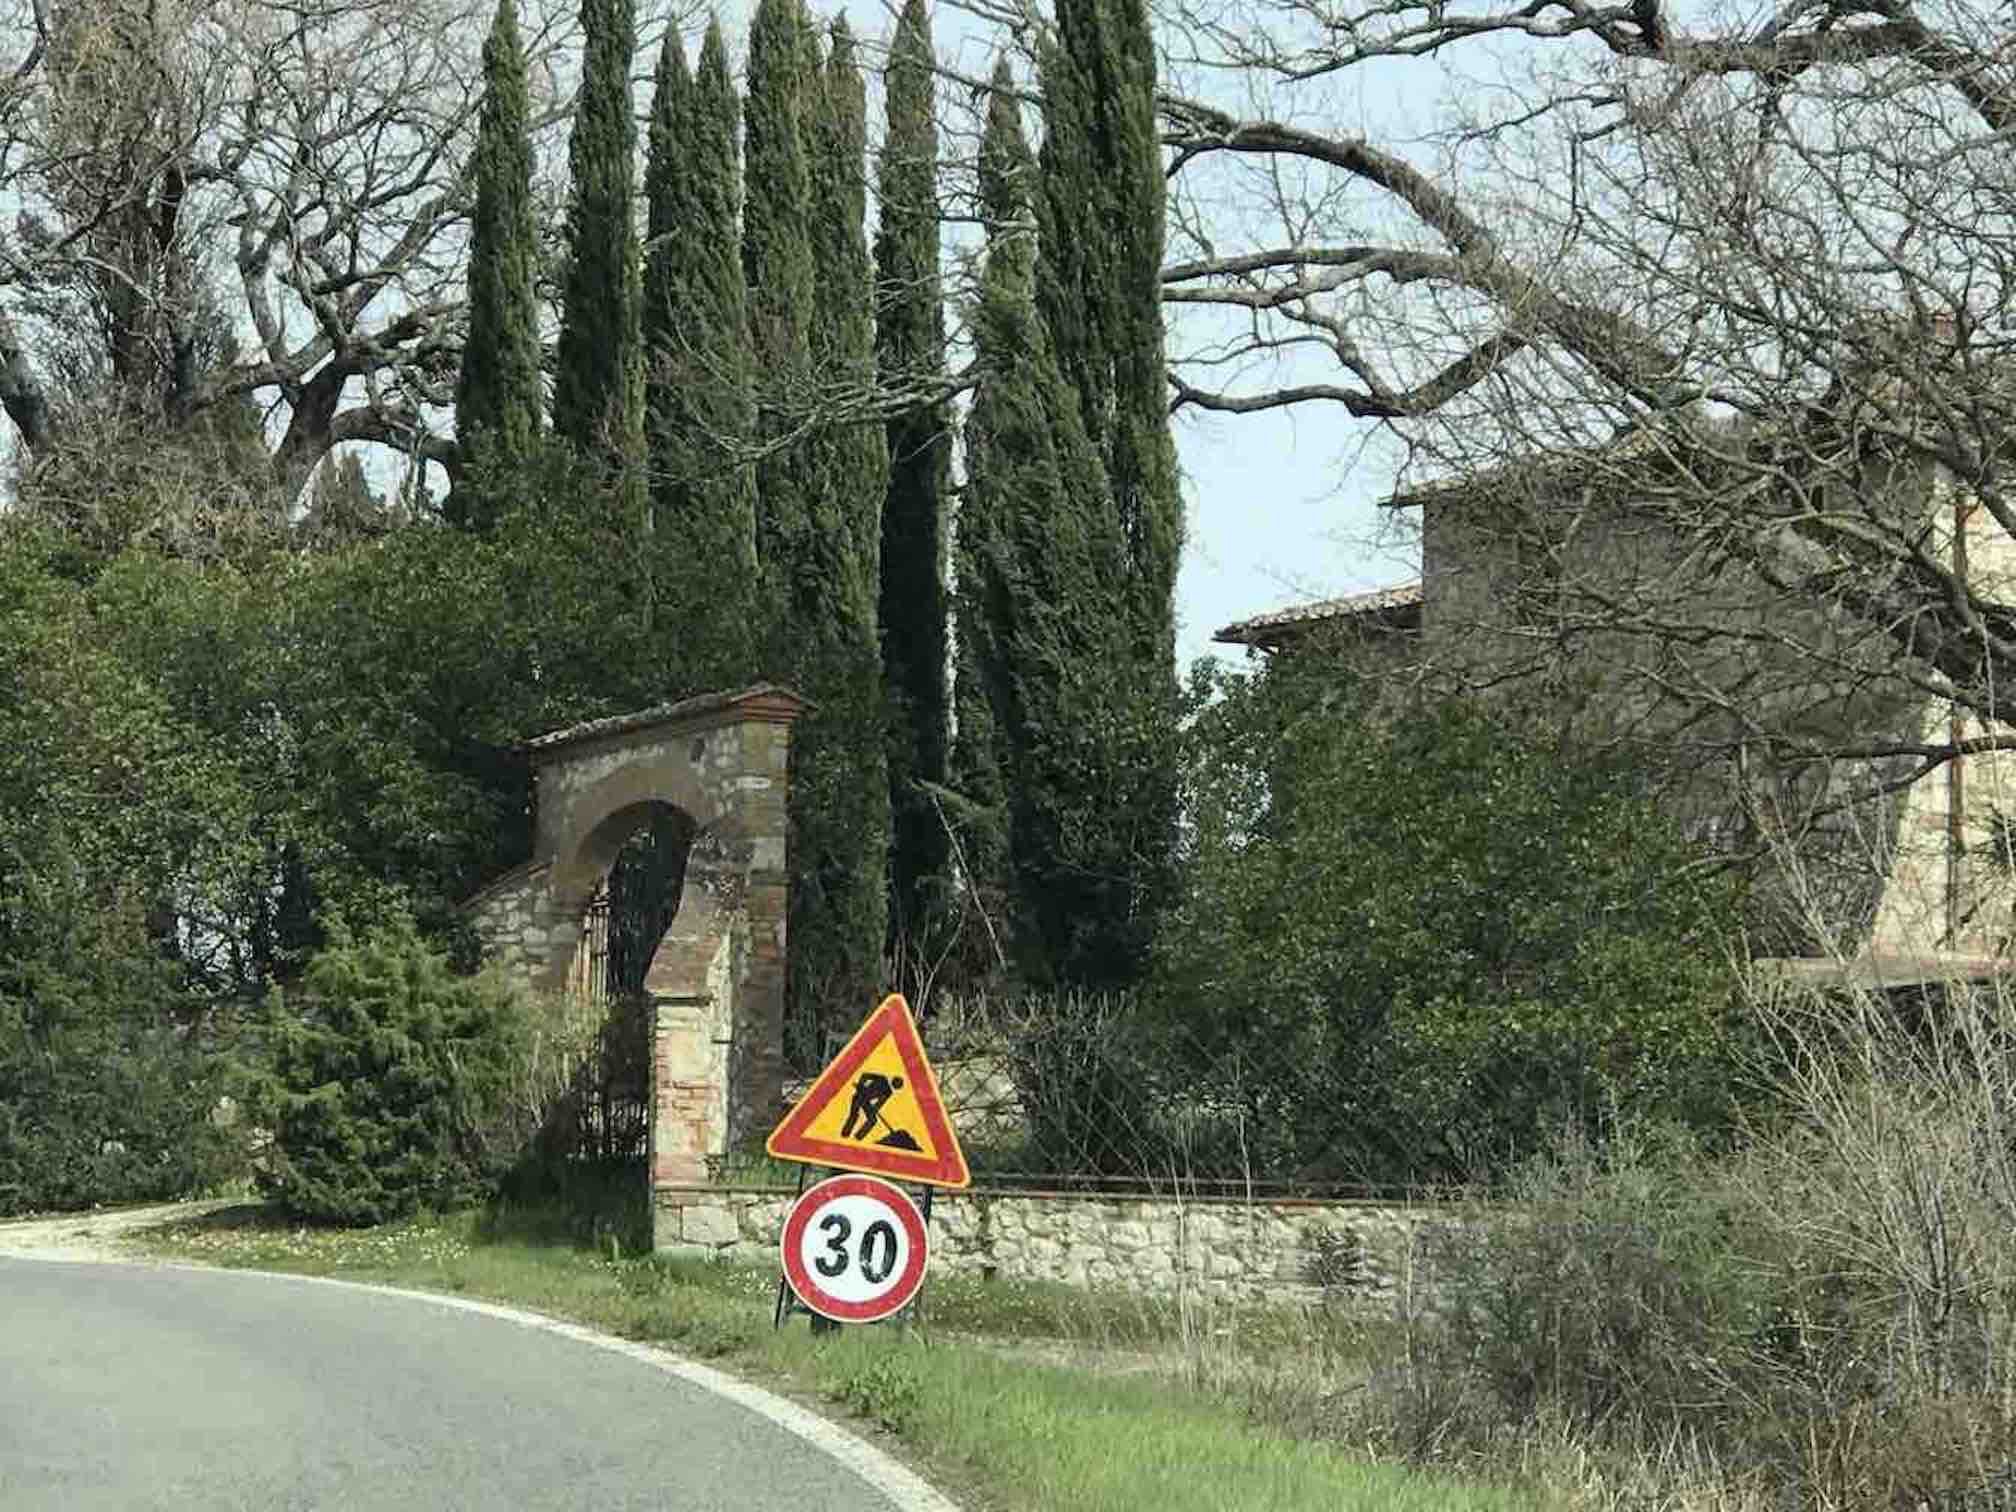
[657,1184,1449,1309]
[462,860,571,987]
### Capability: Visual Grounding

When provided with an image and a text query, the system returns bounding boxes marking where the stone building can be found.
[1217,423,2016,982]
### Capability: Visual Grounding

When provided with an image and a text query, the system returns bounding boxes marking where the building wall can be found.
[1414,461,1939,954]
[1868,481,2016,958]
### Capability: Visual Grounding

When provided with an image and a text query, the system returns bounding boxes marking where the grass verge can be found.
[127,1203,1539,1512]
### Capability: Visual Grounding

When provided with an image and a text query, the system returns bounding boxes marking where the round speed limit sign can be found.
[780,1174,929,1323]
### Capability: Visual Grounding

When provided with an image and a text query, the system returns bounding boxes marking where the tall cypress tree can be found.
[950,64,1034,926]
[1039,0,1182,658]
[960,60,1134,989]
[554,0,644,505]
[745,0,887,1057]
[875,0,952,960]
[792,16,889,1041]
[743,0,816,639]
[450,0,542,532]
[1029,0,1182,987]
[643,18,757,686]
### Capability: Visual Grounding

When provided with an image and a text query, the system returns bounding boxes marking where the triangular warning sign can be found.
[767,994,970,1189]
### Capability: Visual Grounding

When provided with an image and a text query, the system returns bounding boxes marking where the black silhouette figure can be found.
[841,1072,904,1141]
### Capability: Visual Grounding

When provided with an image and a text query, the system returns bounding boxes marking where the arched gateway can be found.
[460,685,807,1250]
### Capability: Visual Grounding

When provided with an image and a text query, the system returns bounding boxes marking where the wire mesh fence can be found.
[850,988,1670,1199]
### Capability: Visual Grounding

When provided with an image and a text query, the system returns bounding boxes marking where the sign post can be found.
[766,994,967,1330]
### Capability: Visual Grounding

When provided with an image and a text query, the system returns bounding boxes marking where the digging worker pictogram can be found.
[840,1072,903,1141]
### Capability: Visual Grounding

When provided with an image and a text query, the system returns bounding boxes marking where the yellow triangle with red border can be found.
[766,994,969,1189]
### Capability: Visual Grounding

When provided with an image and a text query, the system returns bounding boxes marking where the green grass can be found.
[129,1203,1540,1512]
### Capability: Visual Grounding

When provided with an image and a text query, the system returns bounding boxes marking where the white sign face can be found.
[780,1174,929,1323]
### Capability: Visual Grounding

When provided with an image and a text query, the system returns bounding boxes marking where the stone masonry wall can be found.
[656,1184,1448,1309]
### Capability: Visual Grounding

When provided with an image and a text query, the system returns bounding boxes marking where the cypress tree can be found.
[745,0,887,1057]
[960,60,1134,989]
[743,0,817,611]
[810,19,885,563]
[1039,0,1182,658]
[790,16,889,1043]
[949,64,1033,927]
[1030,0,1182,986]
[554,0,644,504]
[643,18,758,685]
[450,0,542,532]
[875,0,952,960]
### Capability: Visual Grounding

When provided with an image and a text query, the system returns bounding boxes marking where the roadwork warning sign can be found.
[766,994,970,1189]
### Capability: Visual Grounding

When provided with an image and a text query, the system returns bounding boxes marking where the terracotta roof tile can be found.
[1213,581,1423,647]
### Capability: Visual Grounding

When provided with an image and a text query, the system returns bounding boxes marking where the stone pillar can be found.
[729,713,793,1148]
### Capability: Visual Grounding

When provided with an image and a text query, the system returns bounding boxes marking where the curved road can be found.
[0,1258,942,1511]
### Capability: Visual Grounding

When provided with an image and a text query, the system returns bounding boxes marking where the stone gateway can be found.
[460,685,808,1249]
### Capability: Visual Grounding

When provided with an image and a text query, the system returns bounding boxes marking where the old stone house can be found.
[1216,423,2016,984]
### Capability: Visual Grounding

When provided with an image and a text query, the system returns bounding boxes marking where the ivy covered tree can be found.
[553,0,645,516]
[875,0,953,961]
[449,0,543,534]
[643,18,758,686]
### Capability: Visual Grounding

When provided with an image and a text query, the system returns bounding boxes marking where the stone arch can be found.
[461,686,805,1249]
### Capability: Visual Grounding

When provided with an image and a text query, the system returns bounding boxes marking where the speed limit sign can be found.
[780,1174,929,1323]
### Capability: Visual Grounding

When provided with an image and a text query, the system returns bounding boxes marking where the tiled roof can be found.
[1213,581,1423,648]
[1381,413,1767,510]
[524,683,810,757]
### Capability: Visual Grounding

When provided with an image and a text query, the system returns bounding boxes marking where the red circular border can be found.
[780,1174,930,1323]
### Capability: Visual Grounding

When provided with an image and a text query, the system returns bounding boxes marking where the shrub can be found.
[1421,1126,1783,1436]
[257,921,530,1224]
[1160,650,1751,1187]
[1389,976,2016,1508]
[0,888,245,1215]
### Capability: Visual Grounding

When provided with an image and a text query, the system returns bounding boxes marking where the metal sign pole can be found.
[771,1162,810,1330]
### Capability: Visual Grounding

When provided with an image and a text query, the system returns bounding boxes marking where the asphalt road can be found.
[0,1259,924,1511]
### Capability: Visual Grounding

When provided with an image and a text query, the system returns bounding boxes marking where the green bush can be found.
[258,922,531,1224]
[1160,649,1751,1186]
[0,889,244,1215]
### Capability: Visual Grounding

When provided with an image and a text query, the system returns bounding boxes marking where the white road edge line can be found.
[164,1263,964,1512]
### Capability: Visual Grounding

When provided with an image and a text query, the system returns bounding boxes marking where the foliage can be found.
[256,922,532,1224]
[875,0,954,958]
[552,0,644,507]
[959,64,1174,992]
[742,0,817,602]
[1403,987,2016,1511]
[0,887,245,1215]
[1159,646,1748,1183]
[1024,0,1181,985]
[451,0,543,533]
[946,64,1031,932]
[642,19,759,688]
[776,17,891,1061]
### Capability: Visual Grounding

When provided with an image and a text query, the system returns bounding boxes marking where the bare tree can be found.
[1116,0,2016,949]
[0,0,581,508]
